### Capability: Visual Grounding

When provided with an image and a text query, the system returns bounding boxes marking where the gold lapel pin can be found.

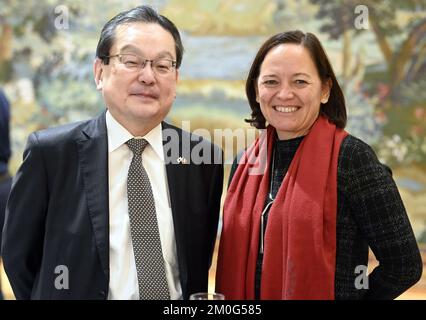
[177,156,187,164]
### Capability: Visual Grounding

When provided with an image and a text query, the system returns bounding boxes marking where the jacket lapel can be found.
[162,121,189,297]
[76,112,109,279]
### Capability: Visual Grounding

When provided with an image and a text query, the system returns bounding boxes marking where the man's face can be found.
[94,22,178,136]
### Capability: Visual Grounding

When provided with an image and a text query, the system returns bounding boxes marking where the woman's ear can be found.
[255,80,260,103]
[93,58,104,91]
[321,78,332,104]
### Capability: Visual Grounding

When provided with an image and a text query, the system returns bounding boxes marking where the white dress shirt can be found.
[106,111,182,300]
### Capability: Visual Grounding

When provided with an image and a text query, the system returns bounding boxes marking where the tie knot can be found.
[126,138,149,156]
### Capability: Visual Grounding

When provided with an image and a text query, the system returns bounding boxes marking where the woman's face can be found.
[256,43,331,140]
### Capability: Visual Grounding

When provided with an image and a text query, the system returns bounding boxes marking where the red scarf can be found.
[216,116,348,299]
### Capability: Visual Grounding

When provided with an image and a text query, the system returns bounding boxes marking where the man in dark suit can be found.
[1,6,223,300]
[0,88,12,300]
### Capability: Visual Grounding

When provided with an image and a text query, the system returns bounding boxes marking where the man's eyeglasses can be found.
[104,53,177,76]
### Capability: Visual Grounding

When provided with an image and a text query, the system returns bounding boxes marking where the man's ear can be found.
[173,69,179,99]
[321,78,332,104]
[93,58,104,91]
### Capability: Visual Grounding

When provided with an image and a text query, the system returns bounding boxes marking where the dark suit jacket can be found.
[0,174,12,252]
[1,112,223,299]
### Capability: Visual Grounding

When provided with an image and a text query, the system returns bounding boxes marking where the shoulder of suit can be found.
[339,134,378,162]
[338,133,392,177]
[30,117,95,147]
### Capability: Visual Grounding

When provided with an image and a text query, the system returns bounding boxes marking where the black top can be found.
[0,89,11,175]
[0,175,12,250]
[229,134,423,300]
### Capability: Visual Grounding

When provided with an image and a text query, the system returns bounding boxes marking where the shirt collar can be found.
[105,110,164,161]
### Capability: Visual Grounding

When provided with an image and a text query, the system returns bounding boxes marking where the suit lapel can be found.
[76,112,109,279]
[162,122,189,296]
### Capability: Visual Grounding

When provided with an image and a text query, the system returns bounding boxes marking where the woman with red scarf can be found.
[216,31,422,300]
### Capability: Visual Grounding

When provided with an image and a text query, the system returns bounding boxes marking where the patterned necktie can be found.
[126,138,170,300]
